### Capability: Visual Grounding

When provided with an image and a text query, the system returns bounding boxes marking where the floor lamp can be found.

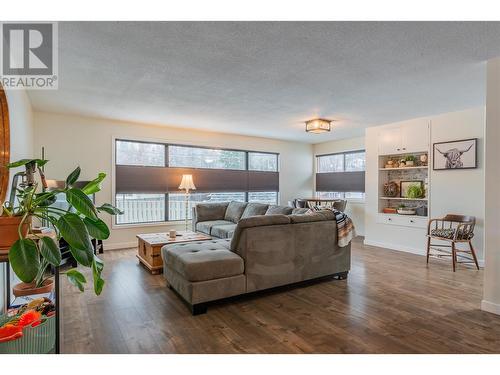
[179,174,196,231]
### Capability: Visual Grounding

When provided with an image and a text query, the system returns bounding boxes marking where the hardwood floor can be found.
[61,237,500,353]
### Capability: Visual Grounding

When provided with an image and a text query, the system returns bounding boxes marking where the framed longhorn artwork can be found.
[433,138,477,170]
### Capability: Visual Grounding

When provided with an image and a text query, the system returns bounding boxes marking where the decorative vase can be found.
[420,154,428,165]
[383,181,399,197]
[0,216,30,256]
[13,279,54,297]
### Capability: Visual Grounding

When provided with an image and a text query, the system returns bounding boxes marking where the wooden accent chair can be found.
[426,214,479,271]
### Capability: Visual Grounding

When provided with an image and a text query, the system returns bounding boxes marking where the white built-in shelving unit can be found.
[376,121,431,228]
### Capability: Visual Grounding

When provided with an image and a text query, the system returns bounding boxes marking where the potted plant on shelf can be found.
[406,184,425,199]
[2,158,123,296]
[404,155,416,167]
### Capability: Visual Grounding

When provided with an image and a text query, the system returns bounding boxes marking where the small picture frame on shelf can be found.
[433,138,477,170]
[400,180,424,198]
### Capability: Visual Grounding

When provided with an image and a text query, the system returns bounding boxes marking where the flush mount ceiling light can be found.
[305,118,332,134]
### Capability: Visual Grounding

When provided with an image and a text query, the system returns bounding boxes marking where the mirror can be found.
[0,84,10,204]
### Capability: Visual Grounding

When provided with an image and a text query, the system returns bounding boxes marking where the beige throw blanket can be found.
[332,209,356,247]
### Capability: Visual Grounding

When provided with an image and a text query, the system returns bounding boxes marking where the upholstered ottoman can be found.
[161,239,246,314]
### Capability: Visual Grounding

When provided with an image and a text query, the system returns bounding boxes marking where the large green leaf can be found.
[96,203,124,215]
[66,269,86,292]
[83,217,110,240]
[65,166,81,187]
[8,239,40,283]
[69,246,94,267]
[7,159,48,169]
[39,236,62,267]
[81,173,106,195]
[57,213,93,251]
[66,189,97,219]
[92,256,105,295]
[33,192,57,207]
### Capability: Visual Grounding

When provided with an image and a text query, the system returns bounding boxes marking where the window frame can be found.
[112,137,280,228]
[315,149,366,203]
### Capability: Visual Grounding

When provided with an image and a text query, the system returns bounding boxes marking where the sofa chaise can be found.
[161,202,351,314]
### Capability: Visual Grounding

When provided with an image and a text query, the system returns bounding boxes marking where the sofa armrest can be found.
[192,202,230,231]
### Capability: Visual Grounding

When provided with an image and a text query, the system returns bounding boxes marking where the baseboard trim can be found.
[363,239,484,267]
[481,300,500,315]
[104,241,137,250]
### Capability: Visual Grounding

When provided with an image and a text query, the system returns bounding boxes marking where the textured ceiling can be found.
[28,22,500,143]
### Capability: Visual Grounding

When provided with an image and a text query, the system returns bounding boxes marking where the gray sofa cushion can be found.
[162,239,244,282]
[194,202,229,222]
[241,202,269,219]
[211,223,237,239]
[292,207,312,215]
[224,201,248,223]
[230,214,291,251]
[196,220,234,235]
[266,205,293,215]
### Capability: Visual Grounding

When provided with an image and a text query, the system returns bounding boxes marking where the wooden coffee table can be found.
[136,231,211,274]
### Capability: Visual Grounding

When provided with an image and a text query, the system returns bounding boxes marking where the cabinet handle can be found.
[396,148,400,151]
[402,147,406,150]
[410,220,414,223]
[388,218,392,221]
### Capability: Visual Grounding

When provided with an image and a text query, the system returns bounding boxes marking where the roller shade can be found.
[315,171,365,192]
[116,165,279,194]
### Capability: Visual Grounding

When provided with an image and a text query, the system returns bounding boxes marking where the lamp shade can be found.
[179,174,196,191]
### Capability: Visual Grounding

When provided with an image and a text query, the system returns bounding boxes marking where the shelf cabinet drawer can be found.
[377,214,427,228]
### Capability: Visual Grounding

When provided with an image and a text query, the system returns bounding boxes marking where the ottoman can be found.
[161,239,246,314]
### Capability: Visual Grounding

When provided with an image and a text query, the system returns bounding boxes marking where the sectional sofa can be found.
[161,202,351,314]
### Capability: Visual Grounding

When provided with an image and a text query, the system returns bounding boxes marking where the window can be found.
[114,139,280,225]
[115,194,165,224]
[116,140,165,166]
[316,191,365,200]
[345,151,365,172]
[248,152,278,172]
[315,150,365,200]
[168,192,246,221]
[248,192,278,204]
[169,145,246,170]
[317,153,344,173]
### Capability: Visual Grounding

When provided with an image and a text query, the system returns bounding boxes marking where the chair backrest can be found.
[333,200,347,212]
[443,214,476,224]
[294,199,308,208]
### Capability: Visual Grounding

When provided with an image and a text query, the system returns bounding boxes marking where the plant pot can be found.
[0,216,30,256]
[405,160,415,166]
[13,279,54,298]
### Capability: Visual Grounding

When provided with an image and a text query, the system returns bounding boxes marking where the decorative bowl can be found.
[397,208,416,215]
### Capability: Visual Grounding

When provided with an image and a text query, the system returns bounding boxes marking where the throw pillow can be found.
[224,201,248,223]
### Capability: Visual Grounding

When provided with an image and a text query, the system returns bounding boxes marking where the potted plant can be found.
[406,184,425,199]
[404,155,416,167]
[2,159,123,296]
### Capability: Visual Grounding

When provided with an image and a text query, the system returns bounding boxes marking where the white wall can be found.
[4,89,34,199]
[313,137,366,235]
[482,57,500,316]
[364,107,485,261]
[1,88,34,313]
[33,112,314,249]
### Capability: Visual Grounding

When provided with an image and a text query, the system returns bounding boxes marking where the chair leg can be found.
[426,237,431,264]
[451,242,457,272]
[468,241,480,270]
